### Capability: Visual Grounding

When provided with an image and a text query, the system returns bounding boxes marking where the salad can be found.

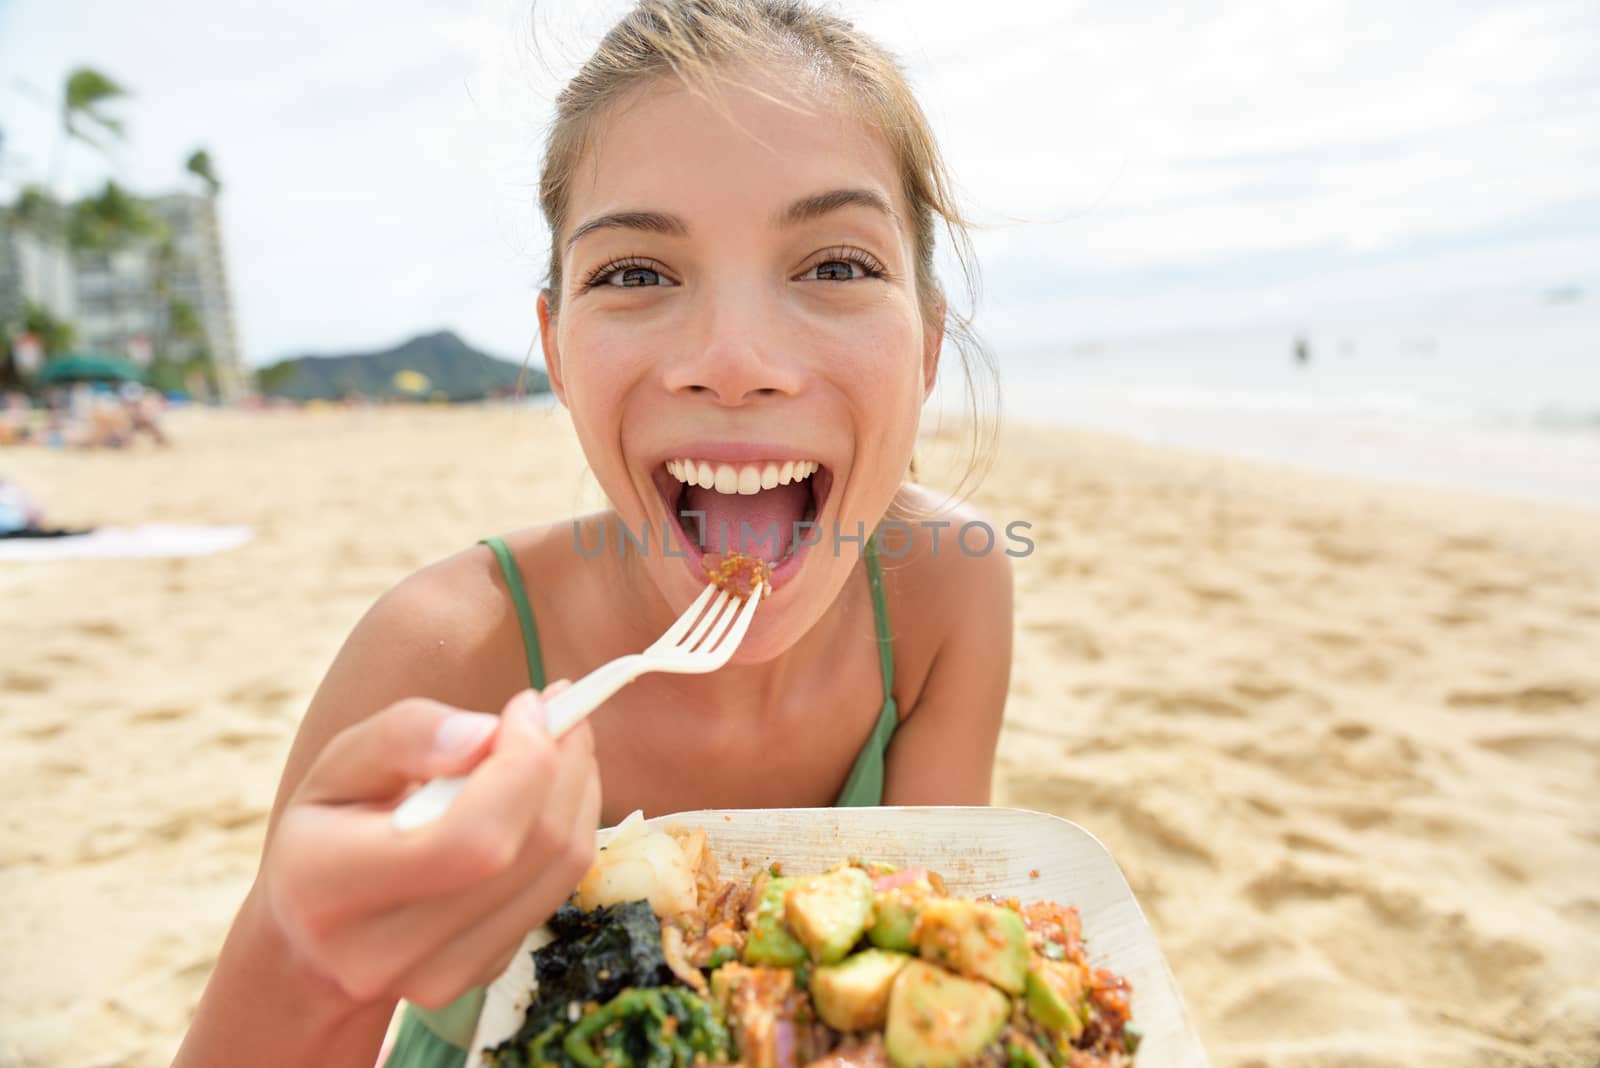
[483,815,1138,1068]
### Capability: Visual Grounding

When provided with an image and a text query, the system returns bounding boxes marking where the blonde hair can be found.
[537,0,998,504]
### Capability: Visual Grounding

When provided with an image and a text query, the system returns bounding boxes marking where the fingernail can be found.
[434,711,499,756]
[509,689,547,732]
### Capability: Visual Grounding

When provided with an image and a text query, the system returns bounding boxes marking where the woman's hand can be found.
[259,684,601,1010]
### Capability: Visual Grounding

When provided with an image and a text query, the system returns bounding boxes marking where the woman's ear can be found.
[537,289,568,407]
[921,303,946,402]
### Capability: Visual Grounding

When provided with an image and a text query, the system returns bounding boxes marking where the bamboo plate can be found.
[469,806,1210,1066]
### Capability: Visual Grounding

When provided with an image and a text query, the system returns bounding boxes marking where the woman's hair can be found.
[537,0,998,505]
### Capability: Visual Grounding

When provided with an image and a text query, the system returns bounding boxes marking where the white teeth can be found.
[666,457,822,494]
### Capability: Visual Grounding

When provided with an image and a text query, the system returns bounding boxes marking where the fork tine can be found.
[682,590,735,650]
[655,583,719,648]
[699,584,763,663]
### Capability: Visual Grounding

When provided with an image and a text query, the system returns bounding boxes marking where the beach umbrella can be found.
[36,352,145,385]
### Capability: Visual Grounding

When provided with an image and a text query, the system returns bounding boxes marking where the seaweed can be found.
[509,900,678,1046]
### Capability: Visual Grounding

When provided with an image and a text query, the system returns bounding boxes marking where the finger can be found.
[298,698,501,806]
[349,723,598,972]
[320,737,599,1002]
[277,684,594,955]
[420,689,564,863]
[281,686,573,926]
[394,764,603,1007]
[449,750,601,992]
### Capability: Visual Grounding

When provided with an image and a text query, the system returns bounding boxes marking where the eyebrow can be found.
[565,210,686,250]
[565,187,897,250]
[778,187,898,227]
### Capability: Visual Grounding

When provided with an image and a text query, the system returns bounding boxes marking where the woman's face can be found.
[540,67,939,659]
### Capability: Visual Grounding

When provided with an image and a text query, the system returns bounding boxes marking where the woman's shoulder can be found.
[872,486,1015,699]
[265,521,583,828]
[878,484,1017,613]
[314,520,586,713]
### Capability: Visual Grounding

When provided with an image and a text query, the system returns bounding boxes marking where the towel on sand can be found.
[0,525,253,561]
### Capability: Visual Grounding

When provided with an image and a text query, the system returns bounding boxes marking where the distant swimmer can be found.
[1293,334,1310,366]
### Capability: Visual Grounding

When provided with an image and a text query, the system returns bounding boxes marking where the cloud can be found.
[2,0,1595,362]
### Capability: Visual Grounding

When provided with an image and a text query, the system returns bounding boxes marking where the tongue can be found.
[683,479,811,562]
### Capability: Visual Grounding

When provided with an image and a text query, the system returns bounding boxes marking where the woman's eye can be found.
[811,260,860,282]
[806,254,883,279]
[604,265,665,287]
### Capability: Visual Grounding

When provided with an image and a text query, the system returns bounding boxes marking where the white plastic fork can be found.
[391,582,763,831]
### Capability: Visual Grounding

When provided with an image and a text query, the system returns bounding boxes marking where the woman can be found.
[175,3,1011,1064]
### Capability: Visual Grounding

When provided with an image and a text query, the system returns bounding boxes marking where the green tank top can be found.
[381,533,900,1067]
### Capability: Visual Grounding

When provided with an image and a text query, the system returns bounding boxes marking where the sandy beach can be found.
[3,404,1597,1068]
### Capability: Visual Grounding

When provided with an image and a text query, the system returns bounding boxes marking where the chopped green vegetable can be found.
[1006,1040,1049,1068]
[488,987,728,1068]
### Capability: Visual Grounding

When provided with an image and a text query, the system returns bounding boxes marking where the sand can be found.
[2,405,1597,1067]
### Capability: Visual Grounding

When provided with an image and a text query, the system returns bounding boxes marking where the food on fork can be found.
[483,813,1140,1068]
[703,550,773,600]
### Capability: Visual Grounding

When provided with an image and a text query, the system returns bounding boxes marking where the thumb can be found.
[298,698,500,805]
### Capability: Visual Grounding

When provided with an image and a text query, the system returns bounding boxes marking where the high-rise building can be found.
[0,228,77,331]
[150,193,243,398]
[1,191,244,399]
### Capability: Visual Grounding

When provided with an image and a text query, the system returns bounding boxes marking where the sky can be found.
[1,0,1597,365]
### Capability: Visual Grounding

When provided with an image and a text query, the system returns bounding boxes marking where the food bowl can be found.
[469,806,1210,1066]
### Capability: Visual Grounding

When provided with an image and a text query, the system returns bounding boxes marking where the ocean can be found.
[985,296,1600,509]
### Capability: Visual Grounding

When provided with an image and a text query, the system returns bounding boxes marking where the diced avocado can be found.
[911,898,1029,994]
[868,870,936,952]
[808,949,912,1031]
[885,960,1010,1068]
[742,877,809,967]
[784,866,874,965]
[1024,958,1086,1040]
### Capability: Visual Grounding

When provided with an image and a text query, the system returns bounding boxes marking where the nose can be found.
[661,285,805,405]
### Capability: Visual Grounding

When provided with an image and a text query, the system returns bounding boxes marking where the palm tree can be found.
[184,149,221,196]
[66,181,166,354]
[4,188,74,381]
[63,68,129,151]
[22,300,77,355]
[6,185,63,242]
[67,181,161,253]
[53,67,129,187]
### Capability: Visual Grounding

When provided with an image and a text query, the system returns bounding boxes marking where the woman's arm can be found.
[174,558,600,1068]
[881,530,1014,805]
[172,882,395,1067]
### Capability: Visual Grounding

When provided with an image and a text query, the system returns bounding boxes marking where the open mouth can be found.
[655,457,834,572]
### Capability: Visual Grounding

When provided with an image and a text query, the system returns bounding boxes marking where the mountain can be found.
[257,330,549,402]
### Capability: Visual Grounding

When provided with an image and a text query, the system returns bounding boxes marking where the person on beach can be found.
[174,3,1013,1065]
